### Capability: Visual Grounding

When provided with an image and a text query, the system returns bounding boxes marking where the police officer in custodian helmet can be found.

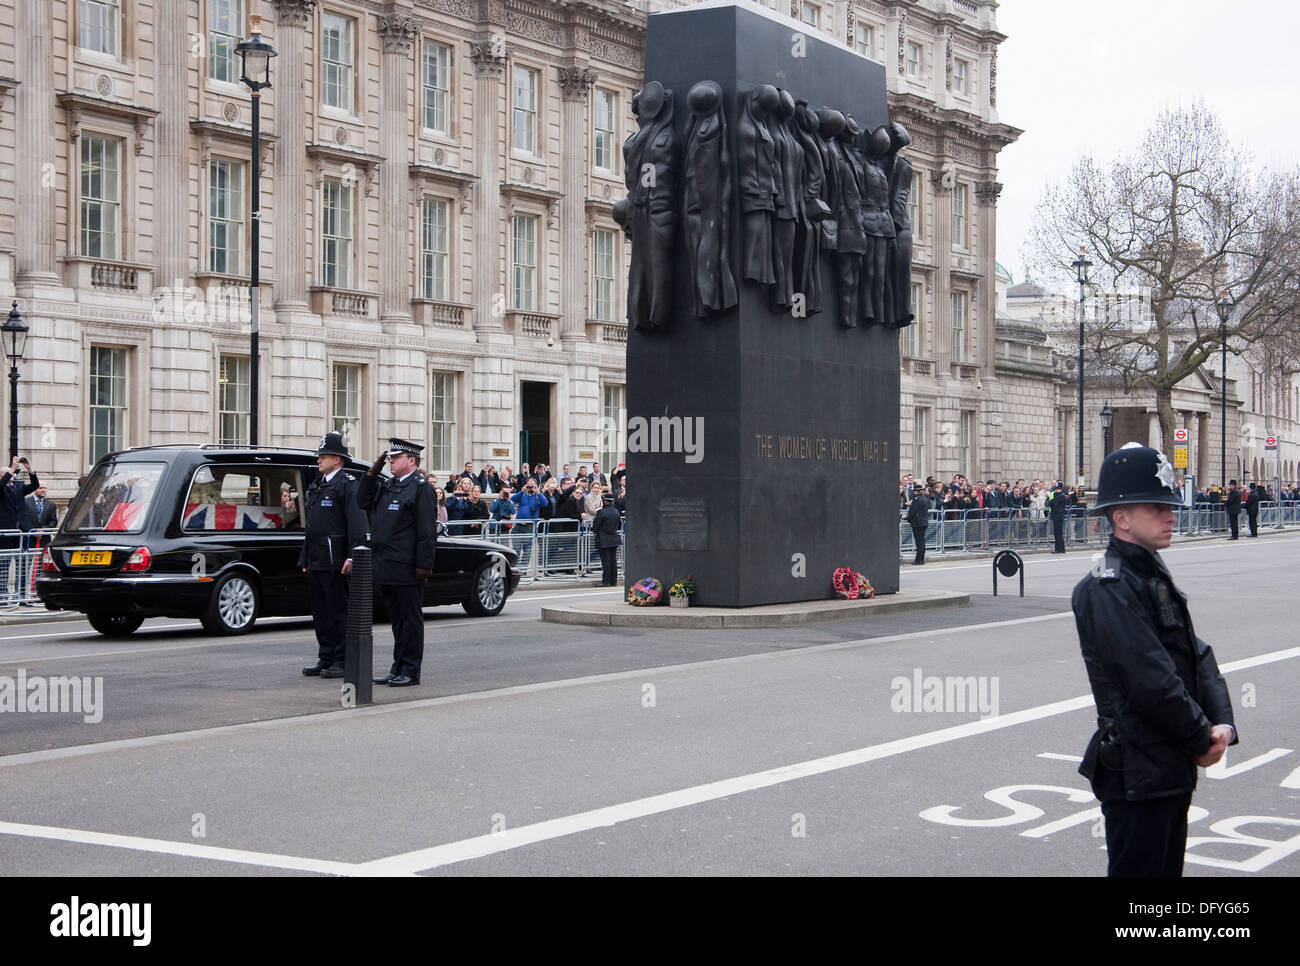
[300,432,368,678]
[357,438,437,687]
[1071,443,1237,876]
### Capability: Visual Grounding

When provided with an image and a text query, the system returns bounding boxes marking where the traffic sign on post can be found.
[1174,428,1190,443]
[1265,435,1278,450]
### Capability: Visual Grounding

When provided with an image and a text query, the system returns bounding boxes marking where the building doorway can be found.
[519,381,552,467]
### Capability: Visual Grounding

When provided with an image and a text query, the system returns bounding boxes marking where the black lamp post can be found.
[1216,295,1233,487]
[2,301,29,462]
[1100,402,1113,458]
[1072,246,1092,487]
[237,16,276,446]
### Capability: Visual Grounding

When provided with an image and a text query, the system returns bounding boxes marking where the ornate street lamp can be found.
[2,301,29,462]
[1072,246,1092,487]
[237,16,276,446]
[1099,402,1113,458]
[1216,294,1233,487]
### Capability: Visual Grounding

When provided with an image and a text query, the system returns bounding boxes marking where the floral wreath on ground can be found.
[627,576,665,606]
[832,567,874,601]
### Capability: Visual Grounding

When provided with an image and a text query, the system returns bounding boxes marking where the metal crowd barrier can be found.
[898,501,1299,557]
[441,517,626,583]
[0,528,55,609]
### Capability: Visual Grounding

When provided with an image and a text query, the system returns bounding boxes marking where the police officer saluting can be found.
[357,438,437,687]
[1072,443,1237,876]
[300,432,367,678]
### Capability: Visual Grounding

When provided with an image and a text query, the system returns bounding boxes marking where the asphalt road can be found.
[2,531,1297,877]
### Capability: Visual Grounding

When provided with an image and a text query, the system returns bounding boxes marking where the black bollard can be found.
[992,549,1024,597]
[344,544,374,706]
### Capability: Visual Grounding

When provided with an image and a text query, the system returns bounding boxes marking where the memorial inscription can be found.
[657,498,709,552]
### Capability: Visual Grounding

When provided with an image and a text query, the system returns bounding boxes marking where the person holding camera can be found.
[1,457,40,598]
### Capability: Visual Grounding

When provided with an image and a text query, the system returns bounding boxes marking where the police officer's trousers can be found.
[598,546,618,586]
[1100,791,1193,877]
[307,569,349,666]
[381,583,425,681]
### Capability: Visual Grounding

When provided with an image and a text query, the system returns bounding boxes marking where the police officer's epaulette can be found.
[1088,550,1121,582]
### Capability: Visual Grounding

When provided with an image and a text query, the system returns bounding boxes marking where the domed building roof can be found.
[1006,276,1049,298]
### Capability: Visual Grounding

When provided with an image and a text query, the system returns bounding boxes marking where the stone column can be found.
[934,169,954,368]
[14,0,59,285]
[272,0,317,314]
[154,0,189,290]
[470,39,508,334]
[1147,410,1161,448]
[558,65,596,346]
[377,13,418,325]
[975,181,1002,375]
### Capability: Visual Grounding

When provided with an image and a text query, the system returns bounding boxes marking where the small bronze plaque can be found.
[657,498,708,552]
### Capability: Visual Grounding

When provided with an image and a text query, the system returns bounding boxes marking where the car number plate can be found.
[70,551,112,566]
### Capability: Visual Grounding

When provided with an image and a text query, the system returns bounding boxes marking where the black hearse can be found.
[36,445,520,635]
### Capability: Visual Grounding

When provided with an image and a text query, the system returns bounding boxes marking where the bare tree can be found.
[1025,102,1300,450]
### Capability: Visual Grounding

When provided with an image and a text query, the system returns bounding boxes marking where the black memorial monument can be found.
[624,2,907,607]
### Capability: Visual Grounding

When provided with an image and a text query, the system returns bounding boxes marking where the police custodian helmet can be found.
[1091,442,1181,513]
[316,431,351,458]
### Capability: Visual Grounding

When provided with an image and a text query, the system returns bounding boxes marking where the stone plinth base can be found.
[540,589,968,628]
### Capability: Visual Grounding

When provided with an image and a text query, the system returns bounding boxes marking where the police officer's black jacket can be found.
[357,470,437,585]
[593,505,622,548]
[1047,490,1067,520]
[1072,536,1236,801]
[905,491,930,526]
[296,469,367,572]
[1225,487,1242,514]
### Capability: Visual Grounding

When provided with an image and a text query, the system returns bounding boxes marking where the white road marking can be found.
[1203,748,1293,780]
[1037,752,1084,762]
[0,820,368,876]
[3,642,1296,874]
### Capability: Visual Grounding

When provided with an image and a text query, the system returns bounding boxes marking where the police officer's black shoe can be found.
[319,665,345,679]
[372,674,396,685]
[387,675,417,687]
[302,662,330,676]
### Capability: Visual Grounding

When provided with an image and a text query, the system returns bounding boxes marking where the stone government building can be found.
[2,0,1051,502]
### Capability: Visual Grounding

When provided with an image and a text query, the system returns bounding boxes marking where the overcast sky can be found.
[994,0,1300,287]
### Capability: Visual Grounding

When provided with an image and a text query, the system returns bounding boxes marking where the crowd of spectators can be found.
[423,459,627,531]
[899,474,1086,520]
[903,473,1299,521]
[1191,482,1294,504]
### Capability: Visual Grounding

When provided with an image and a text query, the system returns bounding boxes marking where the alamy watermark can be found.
[50,897,150,946]
[625,415,704,464]
[0,669,103,723]
[890,668,999,718]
